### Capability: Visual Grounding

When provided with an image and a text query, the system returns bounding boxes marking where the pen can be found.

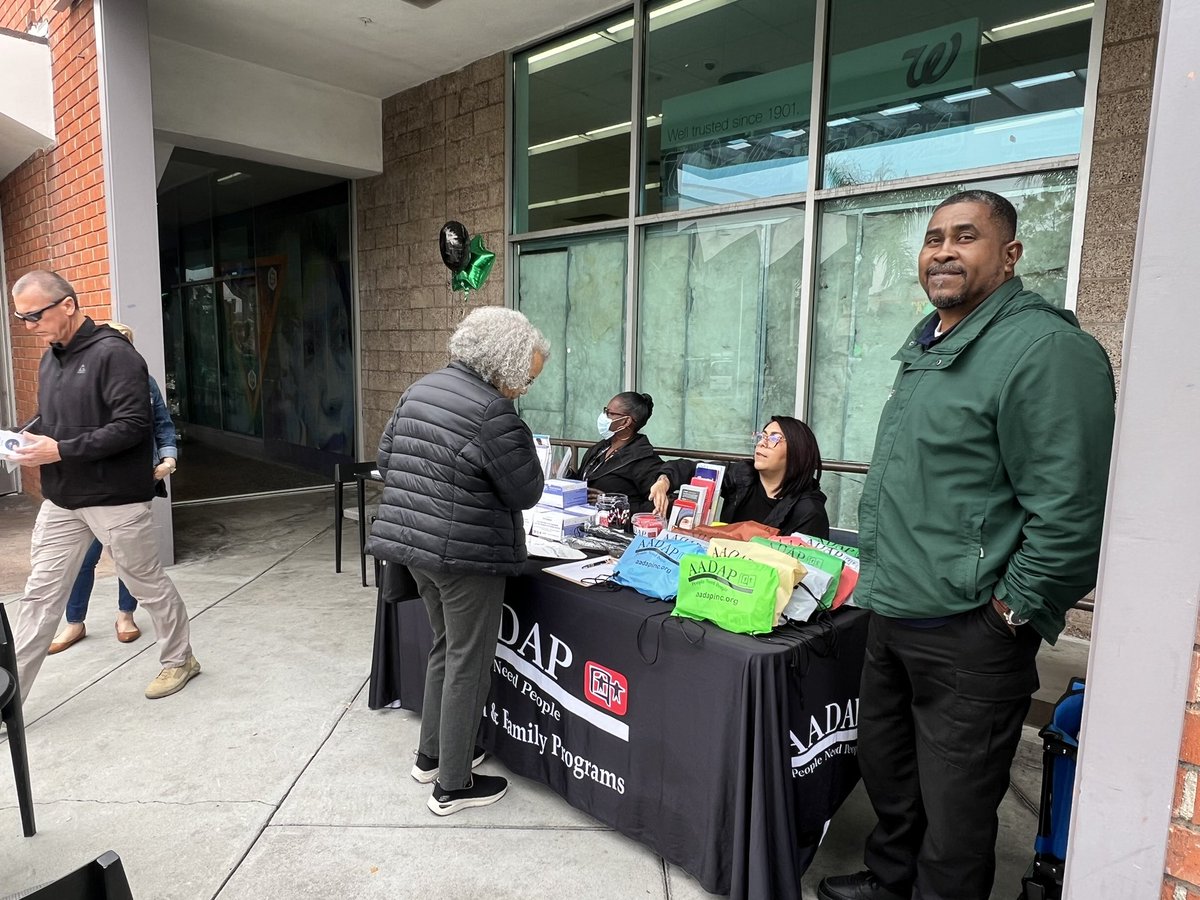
[581,558,610,568]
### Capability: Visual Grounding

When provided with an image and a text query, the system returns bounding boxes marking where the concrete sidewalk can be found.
[0,491,1087,899]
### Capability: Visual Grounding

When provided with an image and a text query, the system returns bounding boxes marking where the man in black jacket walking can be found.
[9,270,199,702]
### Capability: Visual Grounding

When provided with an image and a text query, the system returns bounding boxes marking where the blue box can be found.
[539,479,588,509]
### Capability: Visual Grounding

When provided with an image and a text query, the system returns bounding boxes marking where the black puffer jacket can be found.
[33,318,155,509]
[367,362,545,576]
[568,433,664,514]
[660,458,830,538]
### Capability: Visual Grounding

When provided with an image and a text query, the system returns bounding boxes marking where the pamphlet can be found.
[677,483,710,526]
[542,555,618,586]
[0,429,29,473]
[694,463,726,522]
[667,498,698,531]
[689,477,718,524]
[533,434,553,479]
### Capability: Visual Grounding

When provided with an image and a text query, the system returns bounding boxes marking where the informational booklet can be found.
[667,498,698,531]
[689,477,718,524]
[694,463,726,521]
[677,483,710,526]
[0,429,29,472]
[542,555,618,585]
[533,433,553,478]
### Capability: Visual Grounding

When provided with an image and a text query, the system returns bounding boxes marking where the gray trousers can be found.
[14,500,193,702]
[410,566,505,790]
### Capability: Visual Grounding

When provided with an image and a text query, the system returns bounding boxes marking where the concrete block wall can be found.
[1075,0,1162,379]
[355,53,506,449]
[0,0,111,497]
[1063,0,1162,637]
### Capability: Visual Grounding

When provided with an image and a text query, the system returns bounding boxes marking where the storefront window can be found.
[822,1,1092,186]
[511,7,1094,527]
[513,14,634,233]
[638,207,805,452]
[517,234,628,441]
[808,170,1077,524]
[641,0,816,214]
[159,150,354,482]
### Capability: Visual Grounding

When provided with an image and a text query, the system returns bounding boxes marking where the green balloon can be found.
[452,235,496,292]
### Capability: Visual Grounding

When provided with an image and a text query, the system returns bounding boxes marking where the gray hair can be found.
[13,270,77,303]
[448,306,550,393]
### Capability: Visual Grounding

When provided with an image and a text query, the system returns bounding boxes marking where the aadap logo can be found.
[685,558,756,594]
[790,697,859,777]
[584,661,628,716]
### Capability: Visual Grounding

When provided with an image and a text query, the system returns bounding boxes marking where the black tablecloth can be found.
[369,561,869,900]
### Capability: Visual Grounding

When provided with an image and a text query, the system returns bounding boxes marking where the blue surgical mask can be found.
[597,412,616,440]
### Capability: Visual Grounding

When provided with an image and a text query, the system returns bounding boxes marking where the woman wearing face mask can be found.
[649,415,830,539]
[567,392,664,513]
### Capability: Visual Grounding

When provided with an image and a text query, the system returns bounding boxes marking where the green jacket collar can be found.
[893,277,1028,369]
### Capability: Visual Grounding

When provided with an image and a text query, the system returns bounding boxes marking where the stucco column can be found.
[94,0,173,563]
[1064,0,1200,894]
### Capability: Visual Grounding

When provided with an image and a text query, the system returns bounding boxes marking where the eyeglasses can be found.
[602,407,628,419]
[753,431,786,448]
[13,295,70,323]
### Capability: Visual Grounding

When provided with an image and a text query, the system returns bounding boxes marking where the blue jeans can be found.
[65,538,138,624]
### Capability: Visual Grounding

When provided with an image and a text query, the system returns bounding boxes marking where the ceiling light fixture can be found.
[1012,71,1075,88]
[879,103,921,116]
[530,0,738,71]
[983,2,1093,42]
[216,171,246,183]
[528,32,606,66]
[943,87,992,103]
[529,115,665,156]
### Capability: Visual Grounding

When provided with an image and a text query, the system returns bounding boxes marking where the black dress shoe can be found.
[817,870,909,900]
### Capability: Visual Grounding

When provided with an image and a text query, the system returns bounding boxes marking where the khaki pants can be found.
[14,500,193,702]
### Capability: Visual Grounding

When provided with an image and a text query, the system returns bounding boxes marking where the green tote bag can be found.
[673,553,780,635]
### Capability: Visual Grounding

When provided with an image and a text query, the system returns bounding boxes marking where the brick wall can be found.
[0,0,110,496]
[1166,631,1200,898]
[355,52,506,449]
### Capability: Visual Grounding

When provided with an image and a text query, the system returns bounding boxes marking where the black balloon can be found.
[439,221,470,272]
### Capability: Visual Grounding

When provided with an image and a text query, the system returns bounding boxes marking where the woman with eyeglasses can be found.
[649,415,829,539]
[567,392,664,513]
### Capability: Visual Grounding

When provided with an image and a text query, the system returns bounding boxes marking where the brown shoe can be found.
[48,623,86,654]
[115,620,142,643]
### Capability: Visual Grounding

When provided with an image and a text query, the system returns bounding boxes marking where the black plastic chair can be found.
[3,850,134,899]
[333,461,380,586]
[0,601,35,837]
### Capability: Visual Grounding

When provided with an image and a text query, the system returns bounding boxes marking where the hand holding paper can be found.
[6,432,59,466]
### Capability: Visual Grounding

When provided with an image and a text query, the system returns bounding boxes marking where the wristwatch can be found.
[991,596,1028,627]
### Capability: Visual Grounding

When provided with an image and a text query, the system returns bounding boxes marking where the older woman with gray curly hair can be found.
[368,305,548,817]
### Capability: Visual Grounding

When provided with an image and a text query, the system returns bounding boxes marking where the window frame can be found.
[505,0,1103,459]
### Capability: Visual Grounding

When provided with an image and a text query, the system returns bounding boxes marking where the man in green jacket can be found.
[818,190,1115,900]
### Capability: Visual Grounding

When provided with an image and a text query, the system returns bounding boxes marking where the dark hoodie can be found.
[32,318,155,509]
[570,433,665,515]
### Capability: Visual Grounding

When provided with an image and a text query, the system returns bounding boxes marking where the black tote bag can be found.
[378,558,422,603]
